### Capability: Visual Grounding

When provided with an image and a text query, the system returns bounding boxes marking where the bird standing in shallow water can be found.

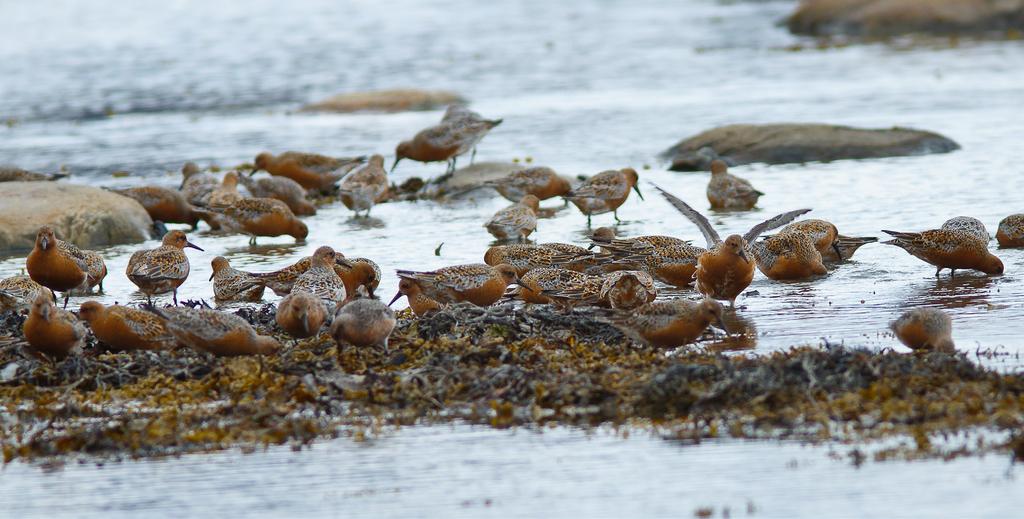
[393,107,502,174]
[211,197,309,245]
[996,214,1024,248]
[126,230,203,305]
[889,308,955,352]
[749,231,828,281]
[23,293,86,360]
[881,228,1003,277]
[597,298,727,349]
[26,226,99,308]
[564,168,643,225]
[239,174,317,216]
[485,195,540,242]
[331,287,397,351]
[78,301,177,351]
[253,151,365,192]
[654,186,810,306]
[706,160,763,210]
[483,166,571,202]
[338,154,389,217]
[396,263,518,307]
[210,257,266,302]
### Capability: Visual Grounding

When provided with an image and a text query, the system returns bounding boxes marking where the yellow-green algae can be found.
[0,303,1022,464]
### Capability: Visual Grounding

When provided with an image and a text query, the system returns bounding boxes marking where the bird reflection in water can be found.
[912,275,998,310]
[704,310,758,352]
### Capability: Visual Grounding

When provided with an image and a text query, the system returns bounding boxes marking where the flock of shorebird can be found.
[2,104,1023,361]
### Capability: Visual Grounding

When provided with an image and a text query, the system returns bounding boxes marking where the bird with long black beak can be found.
[388,278,442,317]
[391,106,502,175]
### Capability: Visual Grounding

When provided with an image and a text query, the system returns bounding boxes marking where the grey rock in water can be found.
[787,0,1024,38]
[0,182,153,252]
[299,89,466,113]
[662,123,959,171]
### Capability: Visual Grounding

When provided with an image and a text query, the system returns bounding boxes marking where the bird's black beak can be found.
[390,157,401,172]
[186,241,204,251]
[632,185,644,201]
[388,291,402,306]
[335,257,354,269]
[208,272,215,281]
[738,248,749,263]
[716,316,729,335]
[832,242,843,261]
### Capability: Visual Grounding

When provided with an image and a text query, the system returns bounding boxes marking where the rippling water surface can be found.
[2,0,1023,515]
[2,425,1023,519]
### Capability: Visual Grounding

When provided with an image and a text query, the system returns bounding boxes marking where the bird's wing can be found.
[653,184,721,247]
[744,208,813,242]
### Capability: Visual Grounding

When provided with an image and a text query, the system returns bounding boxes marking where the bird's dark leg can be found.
[62,293,69,310]
[249,235,257,246]
[173,289,179,306]
[614,210,622,223]
[471,147,477,164]
[586,214,592,227]
[950,269,956,278]
[935,267,942,278]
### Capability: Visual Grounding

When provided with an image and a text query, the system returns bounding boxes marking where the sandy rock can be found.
[0,182,153,252]
[787,0,1024,37]
[300,89,467,114]
[663,123,959,171]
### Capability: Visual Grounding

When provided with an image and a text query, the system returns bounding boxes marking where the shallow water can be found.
[2,0,1024,513]
[1,425,1022,519]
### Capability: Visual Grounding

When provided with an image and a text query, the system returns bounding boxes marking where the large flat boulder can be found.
[300,89,466,114]
[0,182,153,252]
[787,0,1024,37]
[663,123,959,171]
